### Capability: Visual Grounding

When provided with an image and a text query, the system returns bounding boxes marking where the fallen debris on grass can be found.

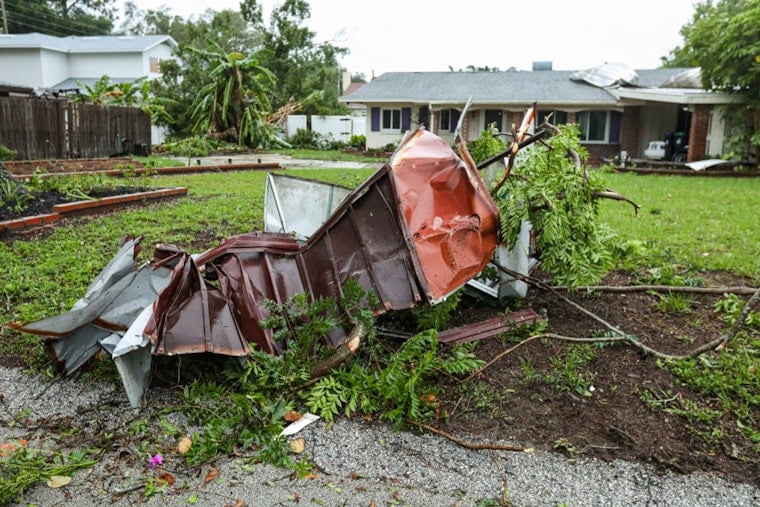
[12,125,511,407]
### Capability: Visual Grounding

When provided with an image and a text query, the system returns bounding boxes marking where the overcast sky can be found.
[121,0,698,78]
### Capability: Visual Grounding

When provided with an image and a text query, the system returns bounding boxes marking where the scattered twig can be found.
[550,284,758,296]
[494,262,628,337]
[111,483,145,496]
[404,419,529,452]
[592,190,640,214]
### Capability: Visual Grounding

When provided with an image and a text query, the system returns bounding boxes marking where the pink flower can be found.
[148,453,163,469]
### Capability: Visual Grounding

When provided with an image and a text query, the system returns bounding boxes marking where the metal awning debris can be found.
[13,127,510,408]
[437,309,543,345]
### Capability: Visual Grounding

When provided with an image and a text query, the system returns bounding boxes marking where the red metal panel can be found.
[145,128,501,355]
[391,129,499,300]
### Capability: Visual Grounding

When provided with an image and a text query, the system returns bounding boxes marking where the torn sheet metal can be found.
[660,68,701,89]
[149,127,500,355]
[267,171,535,305]
[685,159,734,171]
[11,238,174,375]
[437,309,542,345]
[570,62,639,88]
[15,127,501,407]
[264,173,352,240]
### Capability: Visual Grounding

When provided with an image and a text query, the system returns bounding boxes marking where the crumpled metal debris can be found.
[570,62,639,88]
[14,127,502,408]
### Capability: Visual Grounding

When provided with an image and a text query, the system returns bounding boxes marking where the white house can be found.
[0,33,177,89]
[0,33,178,144]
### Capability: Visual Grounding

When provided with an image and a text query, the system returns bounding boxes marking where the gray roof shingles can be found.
[341,68,695,105]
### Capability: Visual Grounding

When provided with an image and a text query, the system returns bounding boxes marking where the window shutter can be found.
[418,107,429,128]
[450,109,461,132]
[371,107,380,132]
[609,111,621,143]
[401,107,411,130]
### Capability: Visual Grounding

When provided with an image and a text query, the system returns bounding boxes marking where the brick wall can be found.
[620,107,640,156]
[688,105,709,162]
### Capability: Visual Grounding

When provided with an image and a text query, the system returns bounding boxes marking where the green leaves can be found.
[664,0,760,163]
[0,445,96,504]
[188,40,280,149]
[495,124,616,288]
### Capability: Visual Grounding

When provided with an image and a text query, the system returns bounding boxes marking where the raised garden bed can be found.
[0,186,188,234]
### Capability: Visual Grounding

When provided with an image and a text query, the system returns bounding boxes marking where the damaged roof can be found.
[339,68,697,107]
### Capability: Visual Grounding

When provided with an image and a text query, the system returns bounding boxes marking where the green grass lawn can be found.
[599,172,760,279]
[1,167,758,365]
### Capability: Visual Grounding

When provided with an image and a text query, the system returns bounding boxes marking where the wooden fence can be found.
[0,98,151,160]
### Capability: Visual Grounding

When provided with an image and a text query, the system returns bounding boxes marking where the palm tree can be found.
[189,40,283,148]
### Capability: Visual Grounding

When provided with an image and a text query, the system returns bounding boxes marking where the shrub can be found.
[287,128,322,149]
[349,134,366,150]
[0,144,17,161]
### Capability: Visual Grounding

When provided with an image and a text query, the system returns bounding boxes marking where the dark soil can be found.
[0,187,150,222]
[421,270,759,486]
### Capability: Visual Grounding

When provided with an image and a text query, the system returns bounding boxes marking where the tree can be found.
[241,0,349,114]
[663,0,760,163]
[189,40,282,148]
[4,0,114,35]
[119,3,262,52]
[69,75,173,124]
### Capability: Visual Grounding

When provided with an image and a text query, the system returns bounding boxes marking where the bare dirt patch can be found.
[426,270,759,485]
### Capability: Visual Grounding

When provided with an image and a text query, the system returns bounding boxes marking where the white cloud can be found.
[121,0,697,78]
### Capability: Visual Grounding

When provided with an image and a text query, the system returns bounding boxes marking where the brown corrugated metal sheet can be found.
[145,127,501,356]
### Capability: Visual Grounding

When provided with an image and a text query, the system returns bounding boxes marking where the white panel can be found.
[0,49,44,87]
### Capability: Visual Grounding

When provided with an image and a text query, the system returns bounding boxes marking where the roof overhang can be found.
[339,98,621,111]
[615,88,738,105]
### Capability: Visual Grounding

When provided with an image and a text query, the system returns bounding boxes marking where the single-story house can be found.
[338,63,737,163]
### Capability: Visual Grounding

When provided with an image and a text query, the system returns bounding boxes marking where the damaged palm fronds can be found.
[13,127,503,408]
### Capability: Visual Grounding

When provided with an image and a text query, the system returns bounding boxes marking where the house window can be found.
[576,110,608,142]
[439,109,451,131]
[538,110,568,125]
[149,57,161,73]
[484,109,503,132]
[382,108,401,131]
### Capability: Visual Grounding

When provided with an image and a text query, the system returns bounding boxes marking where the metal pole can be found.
[0,0,8,34]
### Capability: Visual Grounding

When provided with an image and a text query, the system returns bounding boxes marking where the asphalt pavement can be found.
[2,366,758,506]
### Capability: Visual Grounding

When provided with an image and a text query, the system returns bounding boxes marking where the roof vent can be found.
[532,61,552,71]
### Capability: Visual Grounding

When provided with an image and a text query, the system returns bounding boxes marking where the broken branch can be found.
[592,190,640,213]
[491,262,758,362]
[308,321,366,381]
[405,419,529,452]
[549,284,758,296]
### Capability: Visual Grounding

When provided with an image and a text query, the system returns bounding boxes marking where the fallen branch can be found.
[487,263,760,364]
[405,419,530,452]
[592,190,640,214]
[720,286,760,347]
[550,284,758,296]
[308,321,366,381]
